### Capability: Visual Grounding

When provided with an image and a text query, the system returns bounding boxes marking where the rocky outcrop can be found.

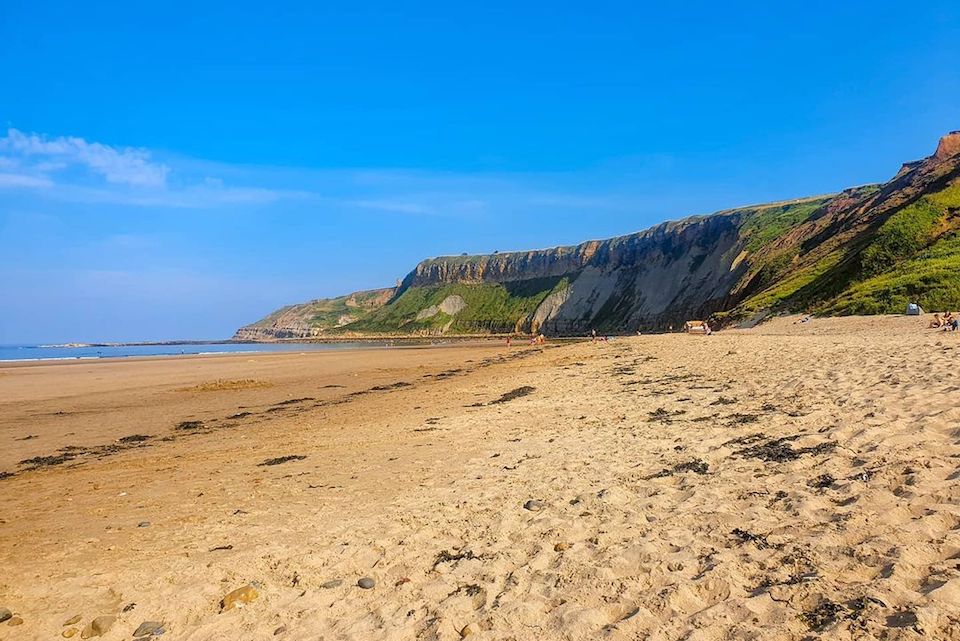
[237,132,960,338]
[232,288,395,341]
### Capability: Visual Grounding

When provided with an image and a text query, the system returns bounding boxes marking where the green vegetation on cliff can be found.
[350,277,570,334]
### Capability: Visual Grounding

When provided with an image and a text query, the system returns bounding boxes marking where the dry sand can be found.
[1,316,959,640]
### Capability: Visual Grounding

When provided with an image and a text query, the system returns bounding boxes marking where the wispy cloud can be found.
[0,127,657,217]
[0,128,170,187]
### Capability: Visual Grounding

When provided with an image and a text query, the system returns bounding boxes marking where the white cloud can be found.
[0,128,169,187]
[0,172,54,188]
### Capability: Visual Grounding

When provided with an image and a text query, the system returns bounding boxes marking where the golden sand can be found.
[1,317,958,640]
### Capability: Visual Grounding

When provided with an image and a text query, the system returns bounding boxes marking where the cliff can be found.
[232,288,395,340]
[237,132,960,338]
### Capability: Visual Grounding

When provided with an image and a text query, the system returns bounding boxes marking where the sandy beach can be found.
[1,316,959,640]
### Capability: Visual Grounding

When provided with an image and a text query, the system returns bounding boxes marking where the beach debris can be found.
[320,579,343,589]
[221,584,259,611]
[801,599,845,631]
[0,471,14,480]
[122,603,136,613]
[523,499,545,512]
[229,411,253,419]
[647,407,686,423]
[64,614,82,626]
[0,608,10,623]
[554,542,572,552]
[460,623,478,637]
[62,628,78,638]
[80,615,115,638]
[271,397,315,406]
[15,434,38,440]
[649,459,709,479]
[274,626,287,635]
[357,577,376,590]
[19,453,76,468]
[808,474,836,489]
[433,549,479,570]
[118,434,152,444]
[731,528,779,550]
[138,521,151,528]
[132,620,165,637]
[886,609,919,628]
[175,420,203,431]
[370,382,412,391]
[258,455,307,466]
[8,616,23,626]
[732,435,836,462]
[490,386,536,404]
[209,545,233,552]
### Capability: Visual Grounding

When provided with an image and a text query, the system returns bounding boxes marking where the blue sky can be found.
[1,1,958,343]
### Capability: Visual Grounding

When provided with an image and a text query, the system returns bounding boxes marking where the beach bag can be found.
[906,303,923,315]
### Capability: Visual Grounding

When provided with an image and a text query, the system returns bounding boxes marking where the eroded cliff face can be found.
[236,132,960,338]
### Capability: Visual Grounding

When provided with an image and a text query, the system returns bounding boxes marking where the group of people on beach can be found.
[929,312,960,331]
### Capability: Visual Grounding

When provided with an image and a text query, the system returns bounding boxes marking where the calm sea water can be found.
[0,342,388,362]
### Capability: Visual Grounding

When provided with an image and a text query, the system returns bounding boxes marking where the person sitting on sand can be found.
[930,313,943,329]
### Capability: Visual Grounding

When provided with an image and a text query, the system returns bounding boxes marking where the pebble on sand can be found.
[64,614,82,626]
[274,626,287,635]
[523,499,544,512]
[0,608,10,623]
[81,615,116,639]
[320,579,343,589]
[133,621,164,637]
[62,628,78,638]
[137,521,151,528]
[460,623,478,637]
[357,577,376,590]
[8,617,23,626]
[221,584,260,612]
[554,542,572,552]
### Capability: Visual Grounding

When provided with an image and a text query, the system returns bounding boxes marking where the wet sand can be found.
[1,317,959,640]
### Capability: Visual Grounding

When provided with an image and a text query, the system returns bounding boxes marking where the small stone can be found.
[460,623,478,637]
[133,621,164,637]
[554,542,571,552]
[81,615,116,638]
[320,579,343,589]
[221,584,259,611]
[64,615,82,626]
[523,499,544,512]
[0,608,10,623]
[274,626,287,635]
[8,616,23,626]
[63,628,78,638]
[357,577,375,590]
[138,521,151,528]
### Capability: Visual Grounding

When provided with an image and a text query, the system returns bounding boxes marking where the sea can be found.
[0,342,388,362]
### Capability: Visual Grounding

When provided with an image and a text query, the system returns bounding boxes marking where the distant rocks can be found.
[357,577,376,590]
[133,621,165,637]
[81,615,116,638]
[221,584,259,611]
[523,499,544,512]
